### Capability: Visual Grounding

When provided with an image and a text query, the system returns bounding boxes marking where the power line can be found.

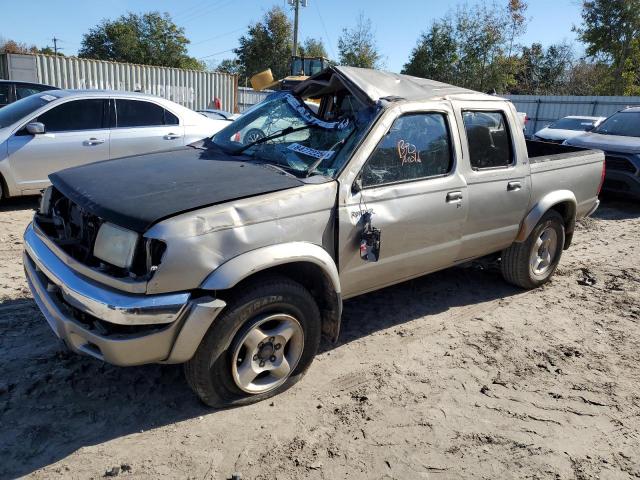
[191,26,246,46]
[314,0,336,59]
[199,47,236,60]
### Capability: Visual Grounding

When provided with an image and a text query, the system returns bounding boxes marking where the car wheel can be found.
[501,210,565,289]
[243,128,265,144]
[184,275,321,408]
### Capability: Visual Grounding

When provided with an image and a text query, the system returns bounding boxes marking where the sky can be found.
[0,0,584,73]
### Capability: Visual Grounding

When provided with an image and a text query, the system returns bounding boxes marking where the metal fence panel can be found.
[0,53,238,112]
[238,87,271,112]
[504,94,640,136]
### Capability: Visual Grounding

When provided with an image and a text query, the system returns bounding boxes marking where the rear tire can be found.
[184,275,321,408]
[501,210,565,289]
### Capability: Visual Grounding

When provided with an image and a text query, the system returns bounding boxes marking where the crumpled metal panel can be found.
[144,181,338,294]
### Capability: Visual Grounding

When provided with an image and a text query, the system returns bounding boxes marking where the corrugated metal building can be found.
[0,53,238,112]
[237,87,271,112]
[504,94,640,136]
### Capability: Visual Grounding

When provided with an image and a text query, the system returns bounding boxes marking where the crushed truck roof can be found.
[295,66,498,104]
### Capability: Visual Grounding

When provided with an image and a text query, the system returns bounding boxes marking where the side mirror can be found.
[26,122,45,135]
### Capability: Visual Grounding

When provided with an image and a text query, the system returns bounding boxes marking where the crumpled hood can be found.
[49,147,303,233]
[566,132,640,154]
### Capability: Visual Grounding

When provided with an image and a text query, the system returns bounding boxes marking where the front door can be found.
[452,103,532,261]
[338,107,469,298]
[7,98,110,193]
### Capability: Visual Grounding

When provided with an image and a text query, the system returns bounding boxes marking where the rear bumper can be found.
[23,222,226,366]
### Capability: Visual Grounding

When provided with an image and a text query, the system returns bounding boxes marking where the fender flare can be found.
[515,190,577,243]
[201,242,341,294]
[201,242,343,341]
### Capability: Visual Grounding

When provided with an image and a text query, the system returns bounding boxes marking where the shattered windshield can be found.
[212,92,374,177]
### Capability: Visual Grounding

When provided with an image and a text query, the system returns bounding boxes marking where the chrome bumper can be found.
[23,222,226,365]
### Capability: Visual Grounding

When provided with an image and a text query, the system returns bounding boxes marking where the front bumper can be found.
[23,222,226,366]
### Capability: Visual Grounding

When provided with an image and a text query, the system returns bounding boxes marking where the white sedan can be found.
[0,90,229,199]
[533,115,606,144]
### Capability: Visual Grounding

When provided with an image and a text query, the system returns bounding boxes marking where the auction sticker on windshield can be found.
[287,143,336,159]
[40,94,57,102]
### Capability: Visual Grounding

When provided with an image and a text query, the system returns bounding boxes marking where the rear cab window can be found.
[361,112,454,188]
[462,111,514,169]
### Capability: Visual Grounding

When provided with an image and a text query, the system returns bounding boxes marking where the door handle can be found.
[507,181,522,191]
[446,191,463,203]
[84,138,105,146]
[164,133,182,140]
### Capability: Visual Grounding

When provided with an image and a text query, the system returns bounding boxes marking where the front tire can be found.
[501,210,565,289]
[184,275,321,408]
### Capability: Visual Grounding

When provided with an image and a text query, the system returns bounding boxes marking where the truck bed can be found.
[526,140,604,219]
[526,139,594,163]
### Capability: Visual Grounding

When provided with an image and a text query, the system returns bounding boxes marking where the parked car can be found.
[0,90,230,199]
[0,80,59,108]
[533,115,606,143]
[564,107,640,199]
[197,108,239,121]
[24,67,604,407]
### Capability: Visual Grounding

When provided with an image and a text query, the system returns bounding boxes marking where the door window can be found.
[462,111,513,169]
[361,113,453,188]
[16,85,49,100]
[115,99,179,127]
[0,84,10,106]
[36,99,105,132]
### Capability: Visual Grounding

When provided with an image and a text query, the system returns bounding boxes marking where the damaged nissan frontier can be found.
[24,67,605,407]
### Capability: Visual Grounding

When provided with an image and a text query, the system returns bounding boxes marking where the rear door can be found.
[7,98,110,193]
[337,103,469,298]
[452,101,531,261]
[109,99,185,159]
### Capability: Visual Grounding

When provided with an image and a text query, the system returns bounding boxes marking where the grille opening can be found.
[36,187,164,280]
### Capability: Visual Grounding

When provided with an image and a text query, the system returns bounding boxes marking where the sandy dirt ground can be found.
[1,196,639,480]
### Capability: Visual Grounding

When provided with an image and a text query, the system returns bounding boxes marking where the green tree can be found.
[513,42,573,94]
[574,0,640,95]
[234,6,292,83]
[0,38,63,56]
[299,37,327,58]
[337,13,382,69]
[216,58,242,76]
[79,12,203,70]
[402,20,458,83]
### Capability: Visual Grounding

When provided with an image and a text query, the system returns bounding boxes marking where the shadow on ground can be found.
[0,196,39,213]
[0,264,520,478]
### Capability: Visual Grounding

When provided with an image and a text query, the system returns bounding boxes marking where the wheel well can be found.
[218,262,342,342]
[548,201,576,249]
[0,173,7,199]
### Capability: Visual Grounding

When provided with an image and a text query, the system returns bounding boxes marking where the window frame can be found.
[113,98,181,129]
[358,110,457,190]
[461,109,516,171]
[31,98,108,133]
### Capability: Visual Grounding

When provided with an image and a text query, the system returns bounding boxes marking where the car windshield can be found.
[549,117,597,131]
[592,111,640,137]
[0,93,59,128]
[212,92,373,177]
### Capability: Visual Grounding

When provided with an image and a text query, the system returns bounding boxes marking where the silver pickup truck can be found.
[23,67,605,407]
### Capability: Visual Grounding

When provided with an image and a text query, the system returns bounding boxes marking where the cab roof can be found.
[295,66,499,104]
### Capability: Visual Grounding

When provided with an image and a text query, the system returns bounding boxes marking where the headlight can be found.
[93,223,139,269]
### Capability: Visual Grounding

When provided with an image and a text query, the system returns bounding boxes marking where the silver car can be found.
[0,90,230,199]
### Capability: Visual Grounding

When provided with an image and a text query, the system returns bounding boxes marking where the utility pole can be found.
[288,0,307,58]
[292,0,300,57]
[52,37,60,55]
